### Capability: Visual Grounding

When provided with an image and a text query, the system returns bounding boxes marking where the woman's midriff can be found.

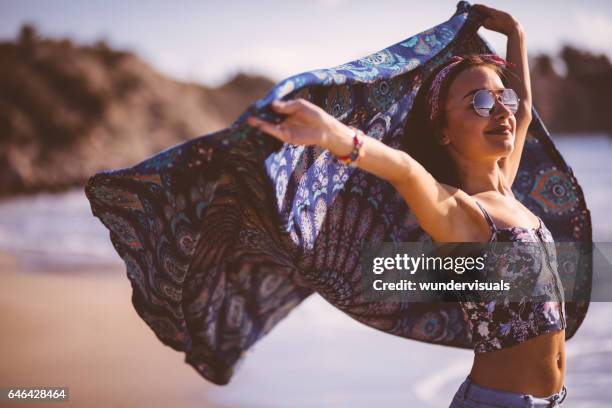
[468,330,566,397]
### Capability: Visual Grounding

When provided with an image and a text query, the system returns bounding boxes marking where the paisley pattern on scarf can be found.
[85,1,592,385]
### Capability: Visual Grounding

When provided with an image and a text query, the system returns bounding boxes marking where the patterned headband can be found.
[426,54,516,123]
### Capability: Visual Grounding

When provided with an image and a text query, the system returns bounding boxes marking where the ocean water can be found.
[0,134,611,406]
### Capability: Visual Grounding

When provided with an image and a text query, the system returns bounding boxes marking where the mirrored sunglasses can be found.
[472,88,520,117]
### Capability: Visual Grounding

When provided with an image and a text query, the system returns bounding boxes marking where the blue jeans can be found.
[449,376,567,407]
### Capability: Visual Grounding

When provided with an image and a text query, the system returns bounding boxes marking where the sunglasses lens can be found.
[501,88,519,113]
[472,89,519,116]
[473,90,495,117]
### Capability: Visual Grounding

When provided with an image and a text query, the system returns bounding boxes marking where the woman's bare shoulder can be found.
[428,185,493,242]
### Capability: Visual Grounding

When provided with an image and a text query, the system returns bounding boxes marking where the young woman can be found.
[247,4,568,407]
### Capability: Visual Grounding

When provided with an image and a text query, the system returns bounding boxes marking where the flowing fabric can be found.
[85,1,592,385]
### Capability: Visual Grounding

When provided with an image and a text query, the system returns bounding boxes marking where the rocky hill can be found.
[0,25,275,197]
[531,46,612,134]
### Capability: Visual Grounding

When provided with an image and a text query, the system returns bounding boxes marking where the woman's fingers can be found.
[472,3,516,34]
[247,116,291,143]
[473,4,494,13]
[246,99,314,143]
[271,99,304,114]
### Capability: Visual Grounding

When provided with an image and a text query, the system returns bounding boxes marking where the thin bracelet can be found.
[335,126,365,167]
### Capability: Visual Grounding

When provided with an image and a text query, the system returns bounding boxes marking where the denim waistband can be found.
[459,376,568,407]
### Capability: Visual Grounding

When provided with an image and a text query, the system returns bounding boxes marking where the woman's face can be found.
[441,65,516,162]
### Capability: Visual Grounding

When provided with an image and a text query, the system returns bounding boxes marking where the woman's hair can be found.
[402,54,515,188]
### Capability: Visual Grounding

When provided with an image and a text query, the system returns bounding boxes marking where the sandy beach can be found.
[0,253,227,408]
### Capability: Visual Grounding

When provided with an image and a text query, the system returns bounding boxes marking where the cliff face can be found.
[531,46,612,134]
[0,25,275,197]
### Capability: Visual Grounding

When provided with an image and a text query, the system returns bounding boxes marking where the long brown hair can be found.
[402,55,515,188]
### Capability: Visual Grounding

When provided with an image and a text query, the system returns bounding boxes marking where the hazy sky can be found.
[3,0,612,86]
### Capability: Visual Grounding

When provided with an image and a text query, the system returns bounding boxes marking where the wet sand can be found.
[0,253,227,408]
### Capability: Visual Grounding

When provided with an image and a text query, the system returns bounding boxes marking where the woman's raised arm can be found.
[247,98,471,242]
[473,4,532,186]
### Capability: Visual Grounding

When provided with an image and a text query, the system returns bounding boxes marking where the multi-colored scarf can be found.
[85,1,592,385]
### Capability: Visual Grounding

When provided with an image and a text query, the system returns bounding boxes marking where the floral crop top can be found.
[460,201,567,353]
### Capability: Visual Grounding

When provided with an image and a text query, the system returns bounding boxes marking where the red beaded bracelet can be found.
[335,126,365,167]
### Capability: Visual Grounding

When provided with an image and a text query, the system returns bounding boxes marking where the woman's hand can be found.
[472,4,520,36]
[247,98,343,148]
